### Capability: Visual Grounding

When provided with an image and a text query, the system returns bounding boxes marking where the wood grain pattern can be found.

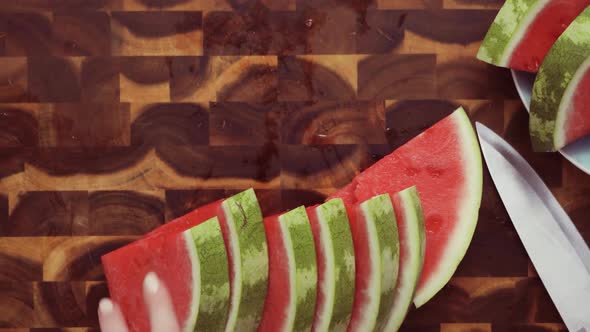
[0,1,576,329]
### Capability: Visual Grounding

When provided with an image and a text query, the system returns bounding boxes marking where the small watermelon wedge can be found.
[330,107,482,307]
[383,187,425,331]
[259,206,318,332]
[102,217,230,332]
[530,6,590,152]
[219,189,268,331]
[102,188,268,332]
[346,193,399,332]
[307,199,355,332]
[477,0,590,73]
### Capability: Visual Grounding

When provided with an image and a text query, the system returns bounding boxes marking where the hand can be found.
[98,272,181,332]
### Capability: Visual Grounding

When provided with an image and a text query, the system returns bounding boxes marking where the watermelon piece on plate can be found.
[330,107,482,307]
[102,188,268,332]
[259,206,318,332]
[102,217,230,332]
[530,6,590,152]
[477,0,590,73]
[383,187,426,331]
[346,193,399,332]
[307,198,355,332]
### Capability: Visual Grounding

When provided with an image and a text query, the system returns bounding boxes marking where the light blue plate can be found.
[512,70,590,175]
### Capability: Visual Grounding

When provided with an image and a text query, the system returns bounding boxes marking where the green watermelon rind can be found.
[183,217,231,332]
[530,7,590,151]
[413,107,483,307]
[383,187,426,332]
[314,198,356,332]
[221,188,269,331]
[477,0,542,67]
[278,206,318,332]
[358,194,400,331]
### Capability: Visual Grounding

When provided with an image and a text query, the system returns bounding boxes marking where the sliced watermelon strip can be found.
[259,206,318,332]
[330,108,482,307]
[102,217,230,332]
[530,7,590,151]
[347,194,399,332]
[308,199,355,332]
[382,187,425,331]
[220,188,268,331]
[477,0,590,73]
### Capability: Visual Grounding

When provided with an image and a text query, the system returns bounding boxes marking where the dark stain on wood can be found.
[53,12,111,56]
[88,191,165,235]
[3,191,88,237]
[169,56,209,101]
[132,103,209,147]
[0,106,39,148]
[210,102,281,145]
[0,281,34,327]
[282,100,385,145]
[34,282,88,327]
[28,57,81,102]
[278,56,356,101]
[111,11,202,38]
[358,54,437,100]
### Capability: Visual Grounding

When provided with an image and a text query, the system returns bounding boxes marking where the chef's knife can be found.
[476,123,590,332]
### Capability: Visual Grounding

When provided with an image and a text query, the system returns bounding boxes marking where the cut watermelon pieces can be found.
[477,0,590,73]
[330,107,482,307]
[383,187,425,331]
[307,199,355,332]
[220,189,268,331]
[259,206,318,332]
[530,6,590,152]
[102,188,268,332]
[102,217,230,332]
[347,194,399,332]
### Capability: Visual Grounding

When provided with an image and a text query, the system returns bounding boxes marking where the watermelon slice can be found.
[259,206,318,332]
[346,193,399,332]
[307,198,355,332]
[219,189,268,331]
[383,187,426,331]
[102,217,230,332]
[102,188,268,332]
[477,0,590,73]
[330,107,482,307]
[530,6,590,152]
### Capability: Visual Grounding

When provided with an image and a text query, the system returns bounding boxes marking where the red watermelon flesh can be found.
[145,199,222,239]
[564,66,590,145]
[102,230,199,332]
[330,108,482,307]
[259,214,290,331]
[509,0,590,72]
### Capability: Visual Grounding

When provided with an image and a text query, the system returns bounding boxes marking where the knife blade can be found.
[476,123,590,332]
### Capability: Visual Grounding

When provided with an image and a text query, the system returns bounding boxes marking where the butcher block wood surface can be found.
[0,0,585,331]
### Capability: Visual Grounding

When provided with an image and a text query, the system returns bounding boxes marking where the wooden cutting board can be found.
[0,0,586,331]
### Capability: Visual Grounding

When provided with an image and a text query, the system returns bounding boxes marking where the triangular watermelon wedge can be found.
[477,0,590,73]
[102,188,269,332]
[259,206,318,332]
[307,198,355,332]
[102,217,230,332]
[330,107,482,307]
[530,6,590,152]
